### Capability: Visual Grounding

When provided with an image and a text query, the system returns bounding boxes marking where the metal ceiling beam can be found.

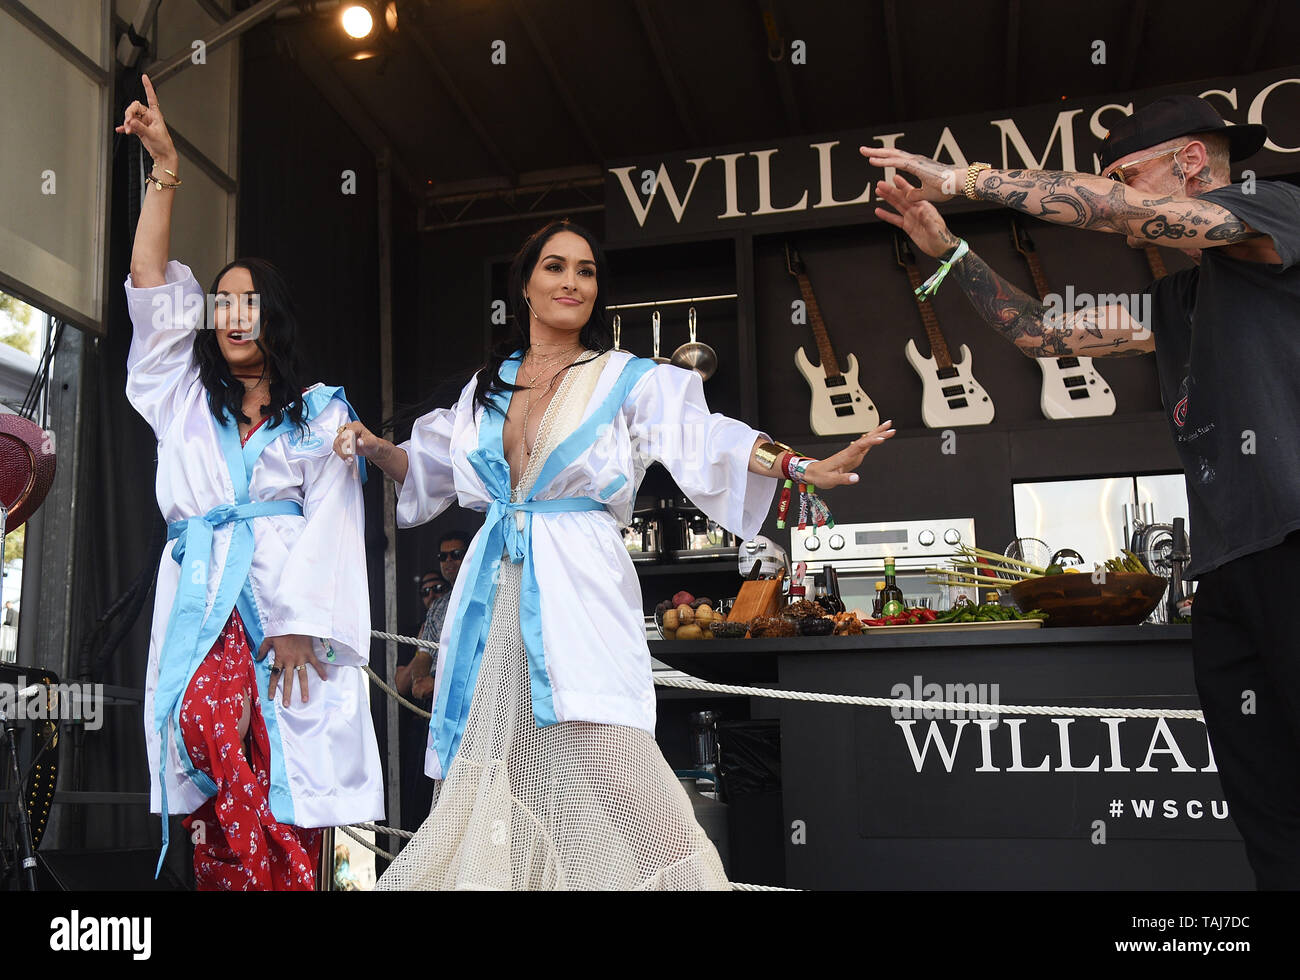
[1004,0,1020,107]
[144,0,294,85]
[632,0,700,145]
[279,28,424,202]
[509,0,604,162]
[757,0,803,132]
[401,22,517,182]
[426,165,603,203]
[881,0,906,122]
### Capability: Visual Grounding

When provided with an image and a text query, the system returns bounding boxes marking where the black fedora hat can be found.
[1099,94,1268,170]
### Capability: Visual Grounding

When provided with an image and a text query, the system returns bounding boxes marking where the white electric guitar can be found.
[1011,219,1116,420]
[785,245,880,436]
[894,234,995,428]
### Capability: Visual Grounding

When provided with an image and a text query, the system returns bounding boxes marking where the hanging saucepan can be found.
[671,305,717,381]
[650,310,671,364]
[613,313,622,351]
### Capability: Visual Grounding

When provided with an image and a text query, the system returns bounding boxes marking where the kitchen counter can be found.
[653,623,1254,890]
[650,624,1193,684]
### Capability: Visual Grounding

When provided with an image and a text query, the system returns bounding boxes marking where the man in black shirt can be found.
[868,96,1300,888]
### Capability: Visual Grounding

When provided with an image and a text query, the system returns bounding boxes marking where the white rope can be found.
[365,628,1203,720]
[339,824,395,862]
[731,882,800,891]
[350,821,415,840]
[362,664,432,719]
[652,675,1203,720]
[372,629,438,651]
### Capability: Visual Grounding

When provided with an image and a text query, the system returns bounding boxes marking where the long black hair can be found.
[195,257,308,432]
[470,219,614,419]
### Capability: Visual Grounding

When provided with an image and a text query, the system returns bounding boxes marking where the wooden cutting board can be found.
[728,570,785,623]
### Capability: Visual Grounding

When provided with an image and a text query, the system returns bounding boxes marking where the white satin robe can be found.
[124,260,383,828]
[397,349,778,778]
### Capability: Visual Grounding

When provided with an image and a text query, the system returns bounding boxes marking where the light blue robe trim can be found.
[430,351,656,777]
[153,386,356,874]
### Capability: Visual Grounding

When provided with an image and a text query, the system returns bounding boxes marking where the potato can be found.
[662,628,676,640]
[676,604,695,624]
[676,624,703,640]
[695,606,714,624]
[663,608,679,630]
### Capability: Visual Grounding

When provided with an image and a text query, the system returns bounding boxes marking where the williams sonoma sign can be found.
[604,68,1300,244]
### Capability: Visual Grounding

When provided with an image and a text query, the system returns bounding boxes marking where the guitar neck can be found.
[1144,245,1169,279]
[900,263,954,369]
[1022,251,1053,303]
[793,272,842,378]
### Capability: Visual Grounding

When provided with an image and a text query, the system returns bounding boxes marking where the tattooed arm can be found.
[948,245,1151,358]
[862,145,1265,251]
[970,168,1262,250]
[875,175,1153,358]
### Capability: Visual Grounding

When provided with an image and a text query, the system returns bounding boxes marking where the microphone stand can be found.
[1,501,39,890]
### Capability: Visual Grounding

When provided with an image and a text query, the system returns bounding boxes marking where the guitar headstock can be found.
[1011,217,1036,258]
[893,231,916,269]
[784,243,805,277]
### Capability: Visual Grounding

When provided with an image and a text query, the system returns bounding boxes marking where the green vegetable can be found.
[1045,564,1064,575]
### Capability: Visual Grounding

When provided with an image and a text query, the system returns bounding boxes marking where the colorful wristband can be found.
[914,238,969,301]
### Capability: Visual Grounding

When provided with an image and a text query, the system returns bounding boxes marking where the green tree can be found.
[3,524,22,563]
[1,292,38,357]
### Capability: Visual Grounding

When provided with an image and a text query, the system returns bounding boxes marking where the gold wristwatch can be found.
[964,162,990,200]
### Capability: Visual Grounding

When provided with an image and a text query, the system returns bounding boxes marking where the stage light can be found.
[341,4,374,39]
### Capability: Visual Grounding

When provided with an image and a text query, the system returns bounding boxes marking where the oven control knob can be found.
[827,533,845,550]
[943,528,962,546]
[917,530,936,547]
[803,535,821,551]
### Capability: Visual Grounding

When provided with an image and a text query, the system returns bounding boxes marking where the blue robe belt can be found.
[431,495,607,776]
[153,499,303,873]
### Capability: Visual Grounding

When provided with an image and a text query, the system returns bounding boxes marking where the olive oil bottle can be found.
[881,557,906,618]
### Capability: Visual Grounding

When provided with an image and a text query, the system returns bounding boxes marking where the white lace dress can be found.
[376,350,729,890]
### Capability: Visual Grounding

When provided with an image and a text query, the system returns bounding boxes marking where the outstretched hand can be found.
[800,421,896,489]
[860,146,961,203]
[874,175,962,259]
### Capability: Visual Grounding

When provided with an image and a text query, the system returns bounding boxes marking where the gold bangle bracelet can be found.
[753,439,801,470]
[147,167,182,191]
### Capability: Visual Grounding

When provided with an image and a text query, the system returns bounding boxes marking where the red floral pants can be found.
[178,610,321,890]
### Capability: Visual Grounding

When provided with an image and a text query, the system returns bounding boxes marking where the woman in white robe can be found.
[335,221,893,889]
[119,76,382,889]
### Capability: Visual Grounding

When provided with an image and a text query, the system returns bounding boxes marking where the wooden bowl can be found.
[1007,573,1167,627]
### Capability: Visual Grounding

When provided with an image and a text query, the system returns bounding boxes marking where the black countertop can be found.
[651,624,1192,683]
